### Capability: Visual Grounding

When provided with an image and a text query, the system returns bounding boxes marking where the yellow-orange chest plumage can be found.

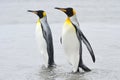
[63,18,76,33]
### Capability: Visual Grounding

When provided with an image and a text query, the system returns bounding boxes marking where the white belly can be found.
[36,25,48,68]
[62,26,80,72]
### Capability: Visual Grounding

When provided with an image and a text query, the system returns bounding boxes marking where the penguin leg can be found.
[77,67,80,72]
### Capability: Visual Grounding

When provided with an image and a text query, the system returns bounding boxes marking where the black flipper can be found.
[71,22,95,72]
[80,30,95,62]
[76,31,91,72]
[76,30,91,72]
[72,23,95,63]
[41,24,54,67]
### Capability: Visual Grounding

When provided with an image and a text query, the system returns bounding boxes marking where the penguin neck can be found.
[40,16,48,25]
[36,16,48,28]
[69,15,79,27]
[38,16,51,32]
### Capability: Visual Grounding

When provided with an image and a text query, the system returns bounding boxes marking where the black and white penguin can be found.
[28,10,54,68]
[55,7,95,72]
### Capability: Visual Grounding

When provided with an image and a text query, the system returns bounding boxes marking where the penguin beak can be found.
[27,10,38,14]
[54,7,66,12]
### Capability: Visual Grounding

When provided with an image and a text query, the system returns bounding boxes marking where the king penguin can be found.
[28,10,55,68]
[55,7,95,72]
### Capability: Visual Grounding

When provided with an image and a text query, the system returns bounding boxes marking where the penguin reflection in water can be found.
[55,7,95,72]
[28,10,55,68]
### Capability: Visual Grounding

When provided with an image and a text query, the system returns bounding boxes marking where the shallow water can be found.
[0,23,120,80]
[0,0,120,80]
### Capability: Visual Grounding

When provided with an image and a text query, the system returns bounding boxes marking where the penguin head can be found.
[55,7,76,17]
[28,10,46,19]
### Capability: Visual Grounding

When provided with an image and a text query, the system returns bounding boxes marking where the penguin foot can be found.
[71,71,80,74]
[80,64,91,72]
[48,63,56,68]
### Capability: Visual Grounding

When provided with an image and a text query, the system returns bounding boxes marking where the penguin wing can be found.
[80,30,95,62]
[41,24,54,65]
[72,23,95,62]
